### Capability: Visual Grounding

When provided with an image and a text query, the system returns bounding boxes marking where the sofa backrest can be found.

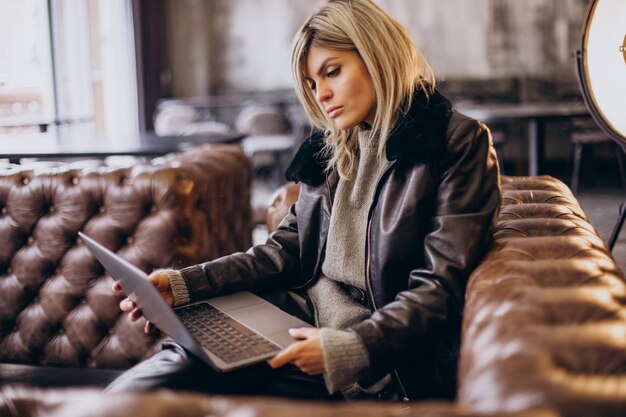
[459,175,626,417]
[0,144,252,369]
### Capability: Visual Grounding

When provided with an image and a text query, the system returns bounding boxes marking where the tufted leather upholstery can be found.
[458,175,626,417]
[0,145,252,373]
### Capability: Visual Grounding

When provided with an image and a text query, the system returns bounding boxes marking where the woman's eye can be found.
[308,82,316,91]
[327,67,340,77]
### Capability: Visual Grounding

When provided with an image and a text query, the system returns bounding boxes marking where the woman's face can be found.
[304,46,377,130]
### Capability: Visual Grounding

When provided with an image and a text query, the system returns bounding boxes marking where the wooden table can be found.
[0,129,244,164]
[458,101,589,176]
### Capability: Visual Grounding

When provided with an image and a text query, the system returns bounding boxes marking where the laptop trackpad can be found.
[227,304,308,340]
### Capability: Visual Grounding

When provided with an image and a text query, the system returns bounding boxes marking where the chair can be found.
[235,105,296,186]
[569,117,626,195]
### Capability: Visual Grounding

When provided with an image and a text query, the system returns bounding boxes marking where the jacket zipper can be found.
[365,160,410,402]
[364,159,394,309]
[292,175,335,291]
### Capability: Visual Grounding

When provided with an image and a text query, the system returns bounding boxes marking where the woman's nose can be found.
[316,84,332,103]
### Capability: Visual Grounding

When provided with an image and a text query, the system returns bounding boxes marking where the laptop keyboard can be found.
[176,302,281,364]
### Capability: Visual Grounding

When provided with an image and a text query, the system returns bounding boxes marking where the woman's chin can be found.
[332,117,359,130]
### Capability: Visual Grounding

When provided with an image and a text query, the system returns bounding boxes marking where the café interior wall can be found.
[164,0,600,171]
[164,0,589,96]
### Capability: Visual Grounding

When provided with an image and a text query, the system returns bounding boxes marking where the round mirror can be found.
[576,0,626,153]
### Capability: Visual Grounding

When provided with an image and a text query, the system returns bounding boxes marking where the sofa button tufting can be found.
[127,236,134,244]
[48,206,55,214]
[22,177,30,185]
[99,206,106,214]
[27,236,35,245]
[1,207,6,215]
[71,177,79,185]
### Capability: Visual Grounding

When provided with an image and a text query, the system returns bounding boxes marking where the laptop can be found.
[78,232,311,372]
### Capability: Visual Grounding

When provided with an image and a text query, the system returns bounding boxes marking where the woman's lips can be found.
[327,106,344,119]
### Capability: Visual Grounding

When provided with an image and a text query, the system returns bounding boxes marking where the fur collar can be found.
[285,89,453,186]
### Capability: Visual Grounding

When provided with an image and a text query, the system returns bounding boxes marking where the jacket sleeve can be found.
[352,118,501,381]
[178,202,303,301]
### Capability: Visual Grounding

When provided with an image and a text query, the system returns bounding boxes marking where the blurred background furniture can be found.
[0,129,244,165]
[569,117,626,195]
[0,144,253,387]
[235,104,299,187]
[154,96,305,186]
[458,101,589,176]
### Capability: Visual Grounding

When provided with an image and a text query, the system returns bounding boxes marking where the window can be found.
[0,1,54,132]
[0,0,139,143]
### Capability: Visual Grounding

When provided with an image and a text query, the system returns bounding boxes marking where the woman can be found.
[108,0,500,401]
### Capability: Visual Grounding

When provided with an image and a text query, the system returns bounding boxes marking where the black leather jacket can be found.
[179,91,501,400]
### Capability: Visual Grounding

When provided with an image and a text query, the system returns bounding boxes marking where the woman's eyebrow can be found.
[316,57,338,76]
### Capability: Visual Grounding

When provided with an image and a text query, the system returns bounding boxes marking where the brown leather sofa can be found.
[0,144,253,387]
[458,176,626,417]
[1,175,625,417]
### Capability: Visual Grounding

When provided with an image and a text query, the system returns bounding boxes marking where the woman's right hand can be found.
[112,270,174,333]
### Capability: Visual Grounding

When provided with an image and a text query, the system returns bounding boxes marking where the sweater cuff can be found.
[320,328,369,394]
[156,268,190,306]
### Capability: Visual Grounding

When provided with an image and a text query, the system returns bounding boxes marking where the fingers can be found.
[268,328,325,375]
[129,307,144,321]
[288,327,316,340]
[119,298,135,312]
[119,299,143,321]
[268,343,299,369]
[144,321,154,333]
[268,327,315,367]
[112,281,122,293]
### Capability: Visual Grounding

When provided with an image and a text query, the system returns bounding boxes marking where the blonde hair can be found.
[291,0,435,178]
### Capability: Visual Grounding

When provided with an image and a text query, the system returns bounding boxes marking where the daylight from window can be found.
[0,0,138,142]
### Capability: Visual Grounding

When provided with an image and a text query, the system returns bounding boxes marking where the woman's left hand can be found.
[268,327,326,375]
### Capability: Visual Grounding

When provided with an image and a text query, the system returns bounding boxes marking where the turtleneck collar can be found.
[285,89,453,186]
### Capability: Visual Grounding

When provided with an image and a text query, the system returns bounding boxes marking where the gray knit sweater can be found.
[306,130,389,395]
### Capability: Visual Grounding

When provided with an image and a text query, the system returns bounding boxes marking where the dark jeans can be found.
[105,290,340,399]
[105,340,342,400]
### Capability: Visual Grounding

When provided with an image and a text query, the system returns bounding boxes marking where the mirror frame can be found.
[576,0,626,154]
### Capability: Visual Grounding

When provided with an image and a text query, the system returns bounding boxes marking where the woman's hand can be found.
[268,328,326,375]
[112,270,174,333]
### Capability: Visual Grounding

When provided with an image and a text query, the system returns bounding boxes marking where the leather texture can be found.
[458,175,626,417]
[0,386,559,417]
[0,145,252,371]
